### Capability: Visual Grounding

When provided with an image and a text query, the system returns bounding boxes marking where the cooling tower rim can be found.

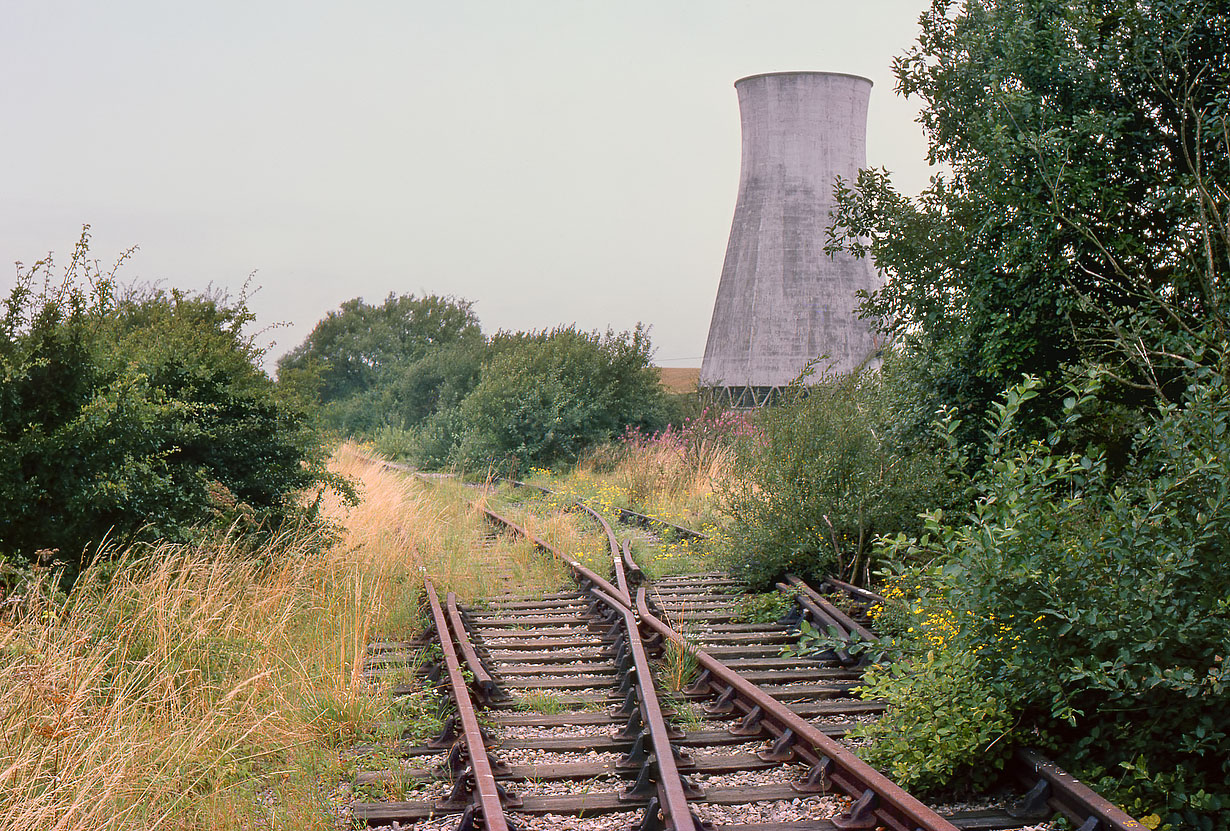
[734,71,873,88]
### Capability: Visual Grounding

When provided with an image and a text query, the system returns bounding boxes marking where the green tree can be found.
[864,375,1230,827]
[277,293,482,409]
[440,325,668,472]
[0,231,339,571]
[828,0,1230,433]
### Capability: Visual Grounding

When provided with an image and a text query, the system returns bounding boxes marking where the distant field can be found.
[658,367,700,393]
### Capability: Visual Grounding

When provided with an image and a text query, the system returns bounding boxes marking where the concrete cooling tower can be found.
[700,72,881,406]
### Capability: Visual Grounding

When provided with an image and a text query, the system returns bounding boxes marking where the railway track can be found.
[349,470,1143,831]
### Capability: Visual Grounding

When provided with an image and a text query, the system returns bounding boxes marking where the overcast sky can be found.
[2,0,935,371]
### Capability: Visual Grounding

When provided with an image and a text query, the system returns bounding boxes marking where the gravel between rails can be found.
[515,772,624,797]
[535,810,643,831]
[498,748,624,768]
[693,795,846,824]
[690,740,779,758]
[498,724,617,740]
[688,763,811,790]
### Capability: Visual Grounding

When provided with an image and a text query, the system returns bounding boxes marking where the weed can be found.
[513,691,569,714]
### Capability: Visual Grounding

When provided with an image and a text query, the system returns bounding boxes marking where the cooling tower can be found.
[700,71,881,406]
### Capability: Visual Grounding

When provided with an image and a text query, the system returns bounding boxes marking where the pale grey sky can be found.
[2,0,934,370]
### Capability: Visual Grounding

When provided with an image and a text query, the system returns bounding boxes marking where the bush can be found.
[0,231,340,571]
[431,325,669,473]
[277,293,483,434]
[864,374,1230,829]
[718,362,960,588]
[853,647,1016,794]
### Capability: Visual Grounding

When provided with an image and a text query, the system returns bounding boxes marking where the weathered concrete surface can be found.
[700,72,881,392]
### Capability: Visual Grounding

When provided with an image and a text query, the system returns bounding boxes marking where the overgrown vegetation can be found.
[719,363,961,587]
[0,230,341,575]
[279,295,673,474]
[0,445,523,830]
[277,293,485,435]
[788,2,1230,826]
[854,376,1230,823]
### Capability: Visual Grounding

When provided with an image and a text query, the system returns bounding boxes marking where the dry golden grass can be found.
[571,437,732,531]
[0,442,564,830]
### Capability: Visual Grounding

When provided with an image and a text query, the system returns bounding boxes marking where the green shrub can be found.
[719,362,960,588]
[277,293,483,434]
[439,325,668,473]
[867,374,1230,828]
[0,231,341,572]
[852,647,1016,794]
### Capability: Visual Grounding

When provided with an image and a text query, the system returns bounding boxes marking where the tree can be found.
[278,293,483,434]
[278,293,481,402]
[0,231,339,571]
[827,0,1230,433]
[442,325,669,472]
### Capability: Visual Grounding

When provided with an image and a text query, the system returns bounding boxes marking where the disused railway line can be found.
[350,469,1142,831]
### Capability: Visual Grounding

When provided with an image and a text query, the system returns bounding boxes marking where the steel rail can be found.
[423,579,512,831]
[824,576,888,605]
[574,501,632,605]
[785,575,877,642]
[1010,749,1144,831]
[477,504,627,606]
[621,538,645,587]
[479,487,697,829]
[609,504,709,541]
[592,587,699,831]
[635,589,960,831]
[445,591,502,704]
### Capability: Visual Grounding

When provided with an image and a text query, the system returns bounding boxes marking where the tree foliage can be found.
[0,231,339,571]
[865,376,1229,826]
[828,0,1230,429]
[441,325,669,473]
[277,293,483,433]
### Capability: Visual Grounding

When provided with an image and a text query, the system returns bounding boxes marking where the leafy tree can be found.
[277,293,482,409]
[440,325,669,472]
[827,0,1230,433]
[0,230,339,571]
[863,375,1230,827]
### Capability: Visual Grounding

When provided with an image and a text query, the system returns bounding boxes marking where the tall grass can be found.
[0,443,554,830]
[569,410,749,528]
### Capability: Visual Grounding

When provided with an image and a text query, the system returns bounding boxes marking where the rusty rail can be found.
[475,502,699,831]
[594,587,700,831]
[1009,749,1144,830]
[445,591,504,705]
[423,579,515,831]
[635,588,960,831]
[575,501,632,605]
[477,504,626,605]
[785,575,877,642]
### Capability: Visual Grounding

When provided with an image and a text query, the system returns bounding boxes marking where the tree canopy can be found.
[828,0,1230,428]
[277,293,484,433]
[0,232,338,570]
